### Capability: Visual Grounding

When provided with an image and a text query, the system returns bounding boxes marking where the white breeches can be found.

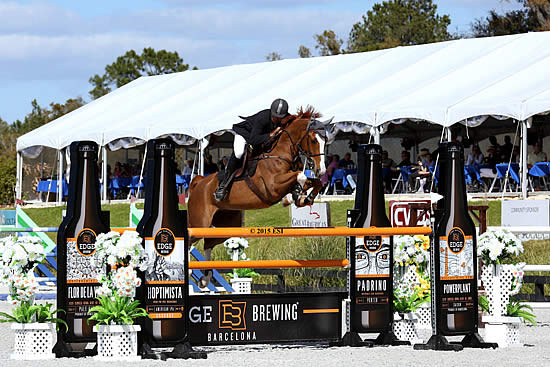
[234,134,247,159]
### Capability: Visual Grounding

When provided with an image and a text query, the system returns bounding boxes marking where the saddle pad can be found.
[216,159,259,182]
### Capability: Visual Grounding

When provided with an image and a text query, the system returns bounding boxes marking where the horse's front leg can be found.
[295,178,323,207]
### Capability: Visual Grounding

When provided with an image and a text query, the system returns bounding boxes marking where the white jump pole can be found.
[102,146,108,202]
[57,149,64,204]
[521,119,530,199]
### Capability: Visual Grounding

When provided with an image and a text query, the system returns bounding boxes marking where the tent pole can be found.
[16,151,22,201]
[521,119,529,199]
[373,127,381,144]
[57,149,64,204]
[445,127,452,142]
[102,146,108,202]
[199,138,207,176]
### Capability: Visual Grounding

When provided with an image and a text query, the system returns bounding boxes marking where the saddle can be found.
[216,147,259,183]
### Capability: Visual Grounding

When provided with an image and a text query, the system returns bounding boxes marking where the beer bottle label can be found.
[354,235,390,301]
[144,228,186,319]
[66,228,103,318]
[439,227,474,280]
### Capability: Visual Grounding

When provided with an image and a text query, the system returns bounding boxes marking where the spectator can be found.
[183,160,194,175]
[466,145,484,165]
[338,153,355,169]
[409,153,434,193]
[204,154,219,175]
[418,148,430,166]
[321,154,339,188]
[502,135,514,160]
[381,151,395,168]
[527,142,547,169]
[106,165,112,180]
[114,162,123,177]
[511,146,520,163]
[381,151,396,193]
[396,151,412,167]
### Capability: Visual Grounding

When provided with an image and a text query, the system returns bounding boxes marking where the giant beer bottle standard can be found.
[433,142,478,334]
[351,144,392,333]
[57,141,110,344]
[138,139,187,346]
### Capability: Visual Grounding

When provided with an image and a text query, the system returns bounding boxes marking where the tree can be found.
[348,0,452,53]
[471,8,536,37]
[314,30,344,56]
[298,45,312,58]
[266,52,282,61]
[524,0,550,30]
[89,48,194,99]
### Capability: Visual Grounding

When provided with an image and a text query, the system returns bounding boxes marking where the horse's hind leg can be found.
[198,210,244,289]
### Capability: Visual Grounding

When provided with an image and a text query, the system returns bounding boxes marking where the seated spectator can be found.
[396,151,412,167]
[527,142,547,169]
[338,153,355,169]
[381,151,396,193]
[381,151,395,168]
[114,162,123,177]
[321,154,339,187]
[204,154,219,175]
[466,145,484,165]
[480,146,498,179]
[408,153,434,193]
[183,160,194,175]
[511,146,520,163]
[418,148,430,166]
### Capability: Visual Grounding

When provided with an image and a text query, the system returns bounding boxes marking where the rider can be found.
[214,98,290,201]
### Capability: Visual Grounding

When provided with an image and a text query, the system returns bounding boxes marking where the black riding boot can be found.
[214,154,241,201]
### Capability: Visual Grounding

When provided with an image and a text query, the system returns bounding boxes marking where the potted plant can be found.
[392,288,428,343]
[478,228,528,347]
[480,295,536,347]
[0,235,67,360]
[89,231,148,361]
[394,235,431,329]
[223,237,259,294]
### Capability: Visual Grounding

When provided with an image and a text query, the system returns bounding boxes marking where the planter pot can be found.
[10,323,56,360]
[481,264,523,317]
[230,277,252,294]
[415,303,431,330]
[392,313,421,343]
[482,315,522,348]
[93,324,141,361]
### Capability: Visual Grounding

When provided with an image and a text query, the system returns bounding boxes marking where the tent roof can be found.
[17,32,550,153]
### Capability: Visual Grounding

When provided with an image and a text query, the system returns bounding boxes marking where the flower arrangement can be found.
[393,288,429,314]
[223,237,259,279]
[478,229,523,265]
[88,231,148,325]
[0,235,66,330]
[479,296,536,326]
[394,235,430,272]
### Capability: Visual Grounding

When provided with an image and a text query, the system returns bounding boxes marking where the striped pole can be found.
[188,226,432,238]
[189,259,349,269]
[0,227,59,233]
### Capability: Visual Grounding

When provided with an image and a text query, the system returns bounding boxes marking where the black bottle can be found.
[351,144,392,333]
[55,141,110,356]
[432,142,478,335]
[137,138,188,347]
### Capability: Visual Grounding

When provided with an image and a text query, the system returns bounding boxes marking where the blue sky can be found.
[0,0,523,123]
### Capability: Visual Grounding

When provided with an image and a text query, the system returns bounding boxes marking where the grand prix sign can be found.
[389,200,431,227]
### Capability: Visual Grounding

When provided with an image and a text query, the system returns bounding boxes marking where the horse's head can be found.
[280,107,329,178]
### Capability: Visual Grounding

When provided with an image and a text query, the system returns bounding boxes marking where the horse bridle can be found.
[254,119,326,174]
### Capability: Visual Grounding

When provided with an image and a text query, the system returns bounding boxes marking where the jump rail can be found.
[188,226,432,238]
[189,259,349,269]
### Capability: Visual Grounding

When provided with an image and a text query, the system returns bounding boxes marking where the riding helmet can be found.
[270,98,289,118]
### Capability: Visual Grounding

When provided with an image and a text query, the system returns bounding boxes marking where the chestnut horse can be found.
[187,107,328,287]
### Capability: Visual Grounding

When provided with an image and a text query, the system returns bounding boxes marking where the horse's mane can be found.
[282,106,322,125]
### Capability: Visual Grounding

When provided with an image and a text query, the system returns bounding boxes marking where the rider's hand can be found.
[270,127,282,137]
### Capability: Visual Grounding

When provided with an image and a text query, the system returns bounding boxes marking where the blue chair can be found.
[328,169,347,194]
[129,176,145,196]
[529,162,550,190]
[492,163,520,192]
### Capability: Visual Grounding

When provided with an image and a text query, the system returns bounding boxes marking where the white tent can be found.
[16,32,550,201]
